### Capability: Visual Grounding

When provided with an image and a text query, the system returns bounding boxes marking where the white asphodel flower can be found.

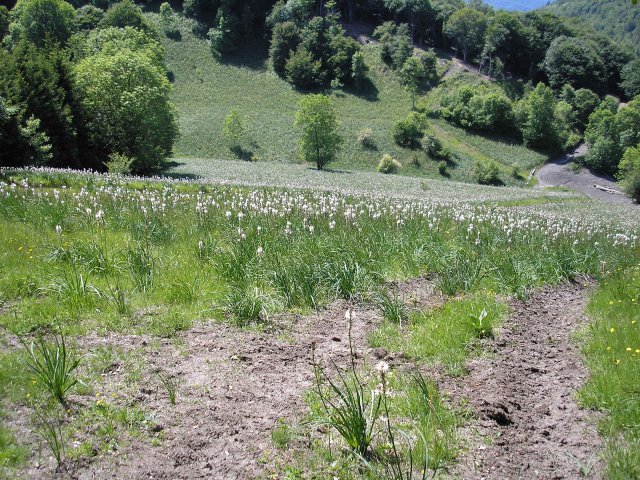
[375,361,389,374]
[55,225,62,235]
[256,246,263,257]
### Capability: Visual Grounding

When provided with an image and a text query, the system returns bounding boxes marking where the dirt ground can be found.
[11,300,380,480]
[8,279,603,479]
[450,281,603,480]
[536,144,633,205]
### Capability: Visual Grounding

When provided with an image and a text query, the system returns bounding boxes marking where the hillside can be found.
[545,0,640,56]
[158,14,548,186]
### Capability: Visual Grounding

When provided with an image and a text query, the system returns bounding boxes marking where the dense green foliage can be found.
[618,144,640,201]
[546,0,640,57]
[393,111,425,149]
[74,48,178,173]
[621,60,640,99]
[10,0,75,47]
[445,7,487,63]
[543,36,607,92]
[441,85,514,133]
[584,96,640,175]
[294,94,342,169]
[0,0,178,173]
[268,4,364,90]
[515,83,560,151]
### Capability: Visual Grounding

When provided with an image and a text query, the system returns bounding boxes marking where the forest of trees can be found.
[0,0,178,174]
[546,0,640,57]
[0,0,639,193]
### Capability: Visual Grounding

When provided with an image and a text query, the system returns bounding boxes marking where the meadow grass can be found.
[578,266,640,480]
[0,169,638,476]
[369,296,508,375]
[154,13,550,186]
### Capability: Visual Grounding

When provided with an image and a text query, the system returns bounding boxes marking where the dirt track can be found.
[451,282,602,479]
[536,144,633,205]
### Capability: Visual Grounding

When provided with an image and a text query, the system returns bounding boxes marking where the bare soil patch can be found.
[451,282,602,479]
[20,301,381,480]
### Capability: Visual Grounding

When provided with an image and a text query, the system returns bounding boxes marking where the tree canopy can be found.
[294,94,342,170]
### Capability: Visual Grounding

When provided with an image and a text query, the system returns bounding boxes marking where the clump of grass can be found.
[369,297,507,373]
[377,289,408,325]
[34,410,65,468]
[23,333,80,407]
[107,282,130,316]
[224,287,267,326]
[0,424,28,470]
[127,242,155,292]
[404,372,465,470]
[271,260,321,309]
[157,371,180,405]
[271,419,293,450]
[324,259,371,300]
[436,250,485,296]
[312,348,381,459]
[49,266,98,311]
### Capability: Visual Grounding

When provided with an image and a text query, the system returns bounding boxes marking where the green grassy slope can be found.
[545,0,640,57]
[156,14,549,185]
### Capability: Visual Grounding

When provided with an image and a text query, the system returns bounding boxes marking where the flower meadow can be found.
[0,168,639,477]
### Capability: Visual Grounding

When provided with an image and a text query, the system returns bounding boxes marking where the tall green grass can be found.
[579,266,640,479]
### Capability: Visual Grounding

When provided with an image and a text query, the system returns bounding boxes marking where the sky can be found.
[483,0,555,11]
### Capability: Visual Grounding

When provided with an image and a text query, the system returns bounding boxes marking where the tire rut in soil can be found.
[451,282,602,480]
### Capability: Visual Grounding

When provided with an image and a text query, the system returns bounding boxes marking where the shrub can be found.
[377,154,401,174]
[74,48,178,174]
[421,134,449,161]
[392,112,424,148]
[621,60,640,99]
[100,0,154,34]
[473,160,500,185]
[207,11,240,57]
[222,108,246,150]
[437,160,447,175]
[269,21,300,77]
[105,152,133,174]
[159,2,180,40]
[286,46,323,90]
[441,85,514,133]
[618,145,640,202]
[356,127,375,149]
[11,0,75,47]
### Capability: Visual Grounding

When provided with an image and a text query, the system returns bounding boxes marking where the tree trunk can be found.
[315,128,321,170]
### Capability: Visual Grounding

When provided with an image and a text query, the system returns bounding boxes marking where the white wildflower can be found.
[375,361,389,374]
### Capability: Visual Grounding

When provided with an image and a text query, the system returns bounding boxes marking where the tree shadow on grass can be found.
[305,167,354,174]
[219,42,270,71]
[343,78,379,102]
[159,160,202,180]
[231,146,254,161]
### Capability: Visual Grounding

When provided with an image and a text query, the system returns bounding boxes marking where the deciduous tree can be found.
[294,94,342,170]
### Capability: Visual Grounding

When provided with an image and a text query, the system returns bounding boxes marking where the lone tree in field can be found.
[222,108,245,151]
[295,94,342,170]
